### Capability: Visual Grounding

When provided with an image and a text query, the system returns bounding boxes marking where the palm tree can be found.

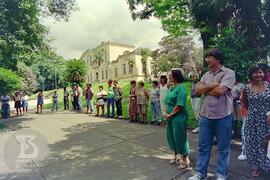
[91,48,105,67]
[140,48,151,80]
[128,58,135,79]
[65,59,87,85]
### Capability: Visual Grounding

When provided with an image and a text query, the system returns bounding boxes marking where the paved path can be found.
[0,111,269,180]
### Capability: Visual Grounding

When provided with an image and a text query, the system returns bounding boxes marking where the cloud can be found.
[42,0,166,59]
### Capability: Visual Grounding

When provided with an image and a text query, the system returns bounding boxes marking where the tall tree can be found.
[139,48,151,80]
[31,50,65,90]
[91,48,105,67]
[153,35,202,75]
[0,0,77,70]
[128,58,135,79]
[127,0,270,60]
[64,59,87,85]
[17,62,37,94]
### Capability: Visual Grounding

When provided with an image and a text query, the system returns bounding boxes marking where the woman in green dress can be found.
[163,68,190,169]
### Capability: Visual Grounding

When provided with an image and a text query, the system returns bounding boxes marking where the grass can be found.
[30,81,197,128]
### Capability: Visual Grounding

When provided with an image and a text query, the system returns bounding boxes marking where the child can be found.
[150,80,162,125]
[22,93,29,113]
[51,91,58,111]
[36,90,43,113]
[129,80,137,123]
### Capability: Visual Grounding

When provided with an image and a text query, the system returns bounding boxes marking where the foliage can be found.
[152,35,203,75]
[31,51,66,91]
[64,59,87,85]
[139,48,151,80]
[91,48,105,67]
[45,0,78,20]
[127,0,270,60]
[0,0,77,71]
[209,20,258,82]
[126,0,191,36]
[0,0,47,70]
[17,62,37,94]
[0,67,21,96]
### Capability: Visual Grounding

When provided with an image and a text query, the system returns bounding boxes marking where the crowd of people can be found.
[1,48,270,179]
[0,91,29,118]
[188,48,270,180]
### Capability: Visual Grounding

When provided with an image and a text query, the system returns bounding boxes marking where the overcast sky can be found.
[42,0,166,59]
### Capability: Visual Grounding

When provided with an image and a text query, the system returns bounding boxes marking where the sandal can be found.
[251,170,260,177]
[177,160,190,170]
[169,158,180,165]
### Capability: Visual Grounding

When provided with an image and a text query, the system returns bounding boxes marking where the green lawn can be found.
[31,81,197,128]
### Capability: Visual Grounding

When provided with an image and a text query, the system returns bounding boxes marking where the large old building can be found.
[81,41,153,83]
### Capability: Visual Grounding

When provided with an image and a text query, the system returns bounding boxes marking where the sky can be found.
[42,0,166,59]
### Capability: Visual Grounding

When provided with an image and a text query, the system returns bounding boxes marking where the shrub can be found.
[0,67,21,95]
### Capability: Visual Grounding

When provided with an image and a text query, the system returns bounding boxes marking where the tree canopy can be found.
[64,59,87,85]
[152,35,203,75]
[127,0,270,60]
[0,0,77,71]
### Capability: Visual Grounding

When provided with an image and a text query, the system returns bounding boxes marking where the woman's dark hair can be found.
[138,81,144,87]
[108,79,113,84]
[248,65,266,81]
[99,85,103,89]
[171,69,185,83]
[160,75,168,84]
[130,80,136,85]
[152,80,159,86]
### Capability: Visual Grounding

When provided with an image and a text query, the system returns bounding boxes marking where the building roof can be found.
[105,41,135,49]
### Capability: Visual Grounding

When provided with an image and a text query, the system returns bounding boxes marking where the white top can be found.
[159,85,168,103]
[78,87,83,98]
[23,95,29,101]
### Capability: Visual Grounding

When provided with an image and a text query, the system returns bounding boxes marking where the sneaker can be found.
[192,127,199,133]
[217,174,227,180]
[188,174,207,180]
[118,116,122,119]
[237,154,247,161]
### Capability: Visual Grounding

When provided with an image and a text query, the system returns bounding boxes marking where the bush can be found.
[0,67,21,95]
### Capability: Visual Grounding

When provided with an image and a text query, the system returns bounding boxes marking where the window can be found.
[123,64,126,75]
[129,65,133,74]
[105,70,108,79]
[102,71,104,80]
[115,68,118,78]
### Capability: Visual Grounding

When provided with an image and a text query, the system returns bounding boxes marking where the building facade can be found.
[81,41,153,83]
